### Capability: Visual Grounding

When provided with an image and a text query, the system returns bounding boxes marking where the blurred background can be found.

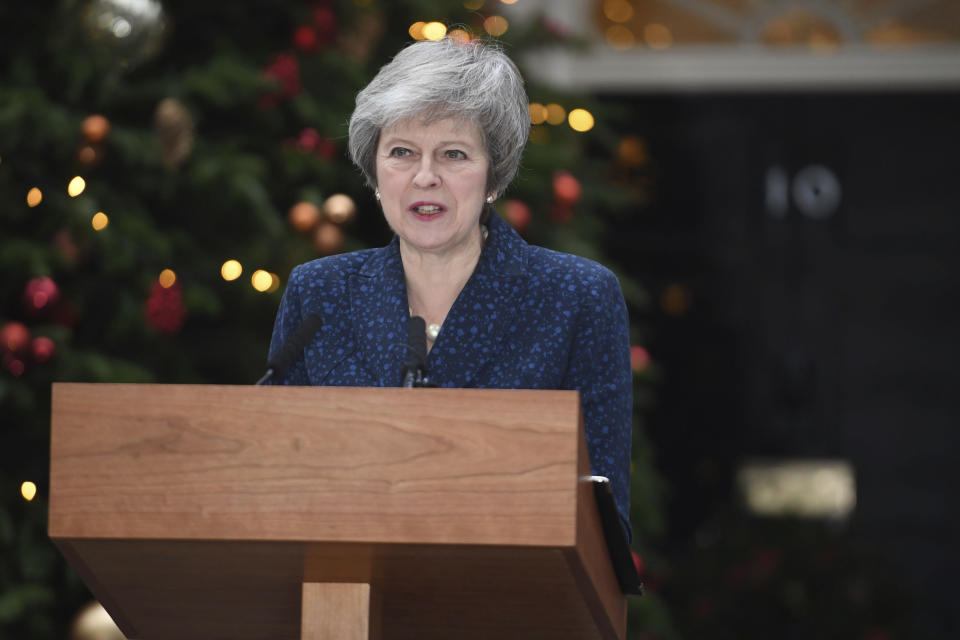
[2,0,958,638]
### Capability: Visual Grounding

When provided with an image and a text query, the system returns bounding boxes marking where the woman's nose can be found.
[412,157,441,188]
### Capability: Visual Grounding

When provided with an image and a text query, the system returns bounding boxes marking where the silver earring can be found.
[486,195,494,204]
[375,188,381,201]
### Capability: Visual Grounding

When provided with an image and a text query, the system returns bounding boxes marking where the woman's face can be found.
[375,117,489,259]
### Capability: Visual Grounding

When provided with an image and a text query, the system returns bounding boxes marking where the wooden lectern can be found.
[49,383,626,639]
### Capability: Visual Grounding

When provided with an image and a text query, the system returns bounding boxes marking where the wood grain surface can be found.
[49,383,626,639]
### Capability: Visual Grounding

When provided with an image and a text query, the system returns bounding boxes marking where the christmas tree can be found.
[1,0,669,636]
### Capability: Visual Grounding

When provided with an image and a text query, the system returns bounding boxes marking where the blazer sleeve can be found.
[267,264,310,385]
[562,265,634,542]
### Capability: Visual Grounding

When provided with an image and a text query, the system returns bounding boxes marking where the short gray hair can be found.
[348,37,530,198]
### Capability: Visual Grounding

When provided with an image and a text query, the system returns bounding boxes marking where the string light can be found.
[644,23,674,49]
[251,270,273,292]
[501,0,518,4]
[448,28,471,43]
[221,260,242,281]
[67,176,86,197]
[545,103,566,125]
[21,481,37,501]
[26,187,42,207]
[422,21,447,40]
[463,0,484,10]
[483,15,509,36]
[568,108,595,132]
[605,25,636,50]
[91,212,109,230]
[528,103,548,125]
[268,273,281,293]
[603,0,634,23]
[158,269,177,288]
[409,21,426,40]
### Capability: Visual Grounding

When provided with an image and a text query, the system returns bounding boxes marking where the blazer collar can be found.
[347,212,528,387]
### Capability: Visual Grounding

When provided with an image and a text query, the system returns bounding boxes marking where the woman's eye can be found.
[389,147,411,157]
[444,150,466,160]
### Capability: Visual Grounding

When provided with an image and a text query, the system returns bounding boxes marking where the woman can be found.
[268,37,633,538]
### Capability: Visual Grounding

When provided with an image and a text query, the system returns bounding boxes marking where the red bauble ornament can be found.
[553,170,582,204]
[630,345,650,372]
[502,199,531,232]
[31,336,56,363]
[293,25,319,52]
[144,282,187,334]
[2,353,26,377]
[23,276,60,315]
[261,53,301,107]
[81,114,111,143]
[296,127,321,152]
[1,321,31,354]
[312,5,337,45]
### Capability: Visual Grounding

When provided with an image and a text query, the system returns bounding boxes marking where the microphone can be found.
[256,314,323,385]
[401,316,428,388]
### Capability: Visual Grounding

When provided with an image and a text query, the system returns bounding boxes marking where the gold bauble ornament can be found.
[313,222,344,255]
[323,193,356,224]
[154,97,194,170]
[70,601,128,640]
[289,201,322,233]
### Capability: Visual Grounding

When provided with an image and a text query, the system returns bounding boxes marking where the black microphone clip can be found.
[402,316,434,388]
[256,314,323,385]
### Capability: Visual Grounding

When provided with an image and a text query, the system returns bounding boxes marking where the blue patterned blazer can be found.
[268,212,633,538]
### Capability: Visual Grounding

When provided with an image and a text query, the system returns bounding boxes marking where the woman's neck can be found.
[400,228,484,335]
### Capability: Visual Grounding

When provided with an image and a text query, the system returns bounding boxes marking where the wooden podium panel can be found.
[49,384,625,639]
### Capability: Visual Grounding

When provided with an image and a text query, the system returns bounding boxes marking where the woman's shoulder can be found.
[290,248,380,281]
[524,244,621,293]
[286,247,383,297]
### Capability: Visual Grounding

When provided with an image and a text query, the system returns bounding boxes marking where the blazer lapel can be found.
[428,213,528,388]
[347,239,410,387]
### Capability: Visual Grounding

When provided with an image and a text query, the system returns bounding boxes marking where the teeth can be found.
[414,205,442,214]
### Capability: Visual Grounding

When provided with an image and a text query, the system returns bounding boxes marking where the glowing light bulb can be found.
[483,15,508,36]
[528,103,548,125]
[423,22,447,41]
[21,481,37,501]
[221,260,242,281]
[605,25,636,50]
[545,103,566,125]
[251,270,273,292]
[568,108,595,132]
[448,28,471,44]
[27,187,43,207]
[463,0,484,10]
[268,273,281,293]
[158,269,177,288]
[91,212,109,230]
[409,22,426,40]
[644,23,674,49]
[604,0,634,23]
[68,176,86,197]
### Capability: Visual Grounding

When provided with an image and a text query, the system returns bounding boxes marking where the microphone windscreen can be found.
[407,316,427,367]
[268,314,323,379]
